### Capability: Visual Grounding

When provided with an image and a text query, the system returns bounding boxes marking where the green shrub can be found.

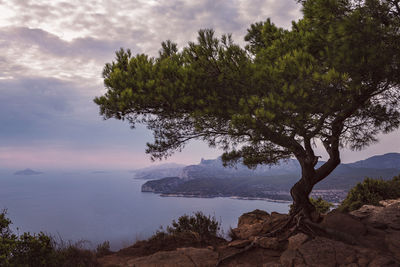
[0,210,101,266]
[127,212,224,256]
[10,232,58,266]
[56,241,98,267]
[0,210,16,266]
[289,197,334,215]
[339,174,400,212]
[96,240,112,257]
[166,211,221,238]
[310,197,334,214]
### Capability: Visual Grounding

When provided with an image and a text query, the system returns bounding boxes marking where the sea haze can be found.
[0,170,289,250]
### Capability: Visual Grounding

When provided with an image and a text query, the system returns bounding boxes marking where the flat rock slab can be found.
[321,209,367,236]
[126,247,218,267]
[351,201,400,230]
[280,237,399,267]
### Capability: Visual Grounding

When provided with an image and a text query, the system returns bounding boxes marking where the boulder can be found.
[237,209,270,227]
[322,209,366,234]
[350,199,400,230]
[350,204,383,219]
[232,222,264,240]
[232,210,289,240]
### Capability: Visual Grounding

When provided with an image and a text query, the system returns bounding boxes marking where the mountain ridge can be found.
[141,153,400,202]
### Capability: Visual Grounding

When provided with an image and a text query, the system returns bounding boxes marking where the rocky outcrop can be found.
[225,198,400,266]
[280,236,397,267]
[350,199,400,230]
[141,177,183,193]
[232,210,289,240]
[99,199,400,266]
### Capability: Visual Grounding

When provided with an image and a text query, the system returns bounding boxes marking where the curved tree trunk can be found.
[290,177,318,220]
[290,152,341,222]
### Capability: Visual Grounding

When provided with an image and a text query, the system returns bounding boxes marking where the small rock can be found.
[287,233,308,250]
[379,198,400,207]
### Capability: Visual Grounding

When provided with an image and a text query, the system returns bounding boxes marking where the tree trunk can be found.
[290,152,340,222]
[290,155,321,222]
[290,177,319,221]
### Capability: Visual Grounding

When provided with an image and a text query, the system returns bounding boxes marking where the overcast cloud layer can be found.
[0,0,398,170]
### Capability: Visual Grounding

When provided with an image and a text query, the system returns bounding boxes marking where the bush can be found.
[0,210,17,266]
[339,174,400,212]
[118,212,224,258]
[96,240,112,257]
[1,210,59,266]
[289,197,334,215]
[166,211,221,238]
[310,197,334,214]
[0,210,102,266]
[56,241,98,267]
[10,232,58,266]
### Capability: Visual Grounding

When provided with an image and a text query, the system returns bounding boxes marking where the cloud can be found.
[0,27,123,60]
[0,26,135,83]
[0,1,302,84]
[2,0,301,50]
[0,0,398,169]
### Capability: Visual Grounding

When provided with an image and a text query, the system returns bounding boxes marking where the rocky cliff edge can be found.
[99,198,400,266]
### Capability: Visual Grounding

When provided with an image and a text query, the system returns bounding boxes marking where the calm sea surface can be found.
[0,170,290,250]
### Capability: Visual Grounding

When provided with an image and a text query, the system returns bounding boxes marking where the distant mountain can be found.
[179,157,301,180]
[347,153,400,169]
[142,153,400,202]
[131,163,186,180]
[14,168,43,176]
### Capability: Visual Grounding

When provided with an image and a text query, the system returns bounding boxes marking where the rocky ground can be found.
[98,199,400,266]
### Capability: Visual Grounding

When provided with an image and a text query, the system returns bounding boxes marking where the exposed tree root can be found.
[216,209,362,266]
[262,211,300,238]
[216,212,301,266]
[215,241,257,266]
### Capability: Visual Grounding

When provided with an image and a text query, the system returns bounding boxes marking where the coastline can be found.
[158,193,292,203]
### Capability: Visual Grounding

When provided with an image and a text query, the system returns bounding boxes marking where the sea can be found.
[0,170,290,250]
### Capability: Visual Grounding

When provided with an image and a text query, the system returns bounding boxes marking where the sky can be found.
[0,0,399,170]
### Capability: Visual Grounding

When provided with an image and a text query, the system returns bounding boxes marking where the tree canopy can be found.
[95,0,400,219]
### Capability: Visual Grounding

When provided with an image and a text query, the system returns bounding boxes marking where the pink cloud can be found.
[0,146,149,170]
